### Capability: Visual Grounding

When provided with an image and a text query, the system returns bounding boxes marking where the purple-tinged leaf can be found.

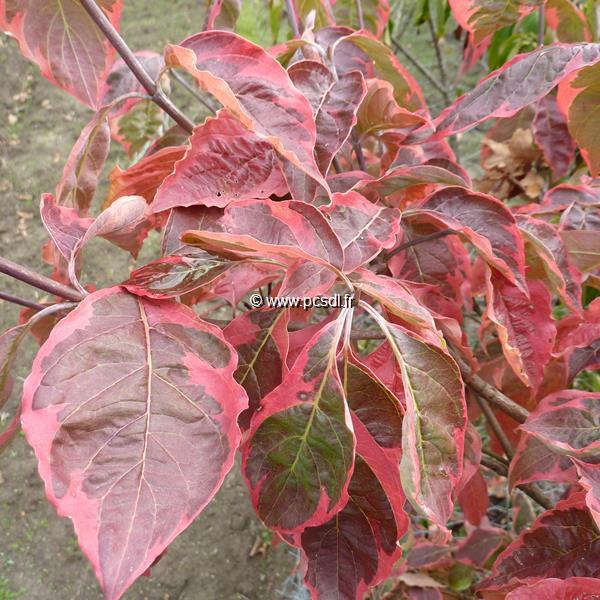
[161,206,222,257]
[521,390,600,457]
[355,165,469,207]
[506,577,600,600]
[388,221,471,304]
[287,60,334,114]
[21,287,247,600]
[296,355,406,598]
[351,269,438,331]
[435,43,600,138]
[356,79,430,139]
[479,495,600,591]
[407,186,527,291]
[164,32,326,189]
[153,111,287,212]
[242,318,355,533]
[122,255,233,300]
[532,95,576,179]
[509,432,577,488]
[455,525,506,568]
[223,308,289,430]
[333,31,426,112]
[298,453,405,599]
[181,199,344,270]
[484,271,556,392]
[55,107,112,215]
[321,191,400,272]
[372,317,466,530]
[313,71,366,175]
[572,458,600,530]
[0,325,26,414]
[517,214,582,315]
[0,0,122,108]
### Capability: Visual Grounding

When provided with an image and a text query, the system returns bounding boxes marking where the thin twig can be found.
[355,0,365,29]
[482,447,508,466]
[351,132,367,171]
[475,394,553,510]
[170,69,216,115]
[391,39,449,100]
[385,229,457,260]
[426,13,450,103]
[480,453,552,510]
[285,0,300,37]
[456,355,529,424]
[79,0,195,133]
[538,4,546,47]
[474,393,514,459]
[0,291,45,311]
[0,256,83,302]
[480,454,508,476]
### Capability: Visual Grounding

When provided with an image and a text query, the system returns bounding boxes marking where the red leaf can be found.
[355,165,469,207]
[0,325,26,414]
[153,111,287,211]
[455,525,505,567]
[509,432,577,488]
[181,199,344,270]
[55,106,112,215]
[532,95,576,179]
[448,0,540,46]
[289,61,366,175]
[161,206,222,257]
[295,355,407,598]
[372,316,466,530]
[333,31,426,112]
[479,495,600,591]
[388,221,471,304]
[21,287,247,600]
[356,79,430,140]
[483,271,556,392]
[321,191,400,273]
[506,577,600,600]
[408,187,527,291]
[106,146,187,207]
[435,43,600,138]
[298,454,405,599]
[313,70,366,175]
[458,471,489,527]
[242,317,355,532]
[545,0,592,43]
[572,458,600,530]
[521,390,600,457]
[223,308,289,430]
[164,31,326,189]
[351,269,438,331]
[122,255,233,300]
[517,214,582,315]
[0,0,122,108]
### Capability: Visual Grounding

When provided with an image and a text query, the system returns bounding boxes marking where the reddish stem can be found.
[79,0,195,133]
[0,256,83,302]
[0,291,45,311]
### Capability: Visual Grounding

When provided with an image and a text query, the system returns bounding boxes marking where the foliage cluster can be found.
[1,0,599,598]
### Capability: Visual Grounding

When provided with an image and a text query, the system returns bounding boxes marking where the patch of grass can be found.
[0,577,25,600]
